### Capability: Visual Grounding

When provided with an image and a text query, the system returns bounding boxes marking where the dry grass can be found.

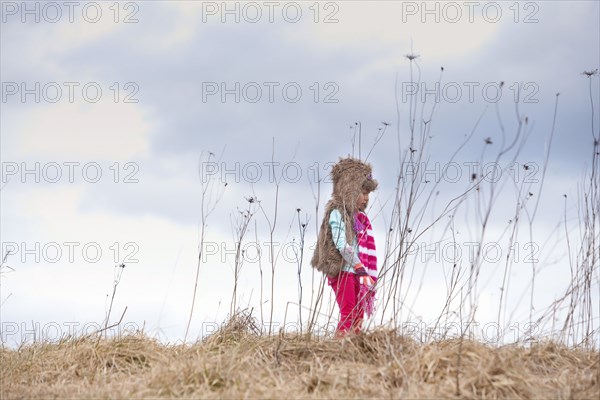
[1,315,598,399]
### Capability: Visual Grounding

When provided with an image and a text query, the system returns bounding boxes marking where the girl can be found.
[311,157,378,335]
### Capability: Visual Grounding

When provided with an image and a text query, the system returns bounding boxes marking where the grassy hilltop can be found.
[2,315,598,399]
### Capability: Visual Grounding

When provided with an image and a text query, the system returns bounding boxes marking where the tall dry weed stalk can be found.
[292,208,309,332]
[0,251,15,309]
[230,196,258,315]
[257,138,282,334]
[186,150,226,342]
[103,263,126,336]
[306,165,329,334]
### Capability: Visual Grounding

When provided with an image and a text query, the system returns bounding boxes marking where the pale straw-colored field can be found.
[2,315,598,399]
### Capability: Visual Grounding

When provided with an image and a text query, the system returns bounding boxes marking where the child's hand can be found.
[353,263,368,276]
[354,264,375,287]
[359,275,375,287]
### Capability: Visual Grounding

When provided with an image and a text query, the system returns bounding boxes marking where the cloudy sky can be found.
[1,0,599,346]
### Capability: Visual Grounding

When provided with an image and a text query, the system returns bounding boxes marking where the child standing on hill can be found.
[311,157,378,336]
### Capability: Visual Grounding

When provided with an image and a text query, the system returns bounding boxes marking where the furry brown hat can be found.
[311,157,378,277]
[330,157,378,213]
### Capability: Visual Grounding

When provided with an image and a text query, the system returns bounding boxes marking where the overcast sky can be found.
[1,0,599,346]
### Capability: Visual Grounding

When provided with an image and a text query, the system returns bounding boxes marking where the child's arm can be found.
[329,209,361,267]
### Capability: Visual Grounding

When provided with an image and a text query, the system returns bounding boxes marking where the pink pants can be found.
[328,271,365,335]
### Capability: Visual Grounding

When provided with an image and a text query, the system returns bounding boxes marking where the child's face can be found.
[356,191,370,212]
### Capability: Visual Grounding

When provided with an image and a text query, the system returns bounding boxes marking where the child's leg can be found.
[328,272,357,334]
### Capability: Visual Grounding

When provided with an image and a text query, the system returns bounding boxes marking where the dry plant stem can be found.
[104,264,125,338]
[524,93,559,332]
[432,219,463,337]
[455,333,463,397]
[0,251,15,309]
[258,138,281,335]
[0,251,12,269]
[364,123,388,163]
[309,277,327,333]
[293,210,308,332]
[186,219,205,342]
[185,151,226,342]
[307,167,321,333]
[230,200,257,316]
[496,177,526,334]
[385,56,422,328]
[88,306,128,340]
[253,220,265,330]
[561,193,576,343]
